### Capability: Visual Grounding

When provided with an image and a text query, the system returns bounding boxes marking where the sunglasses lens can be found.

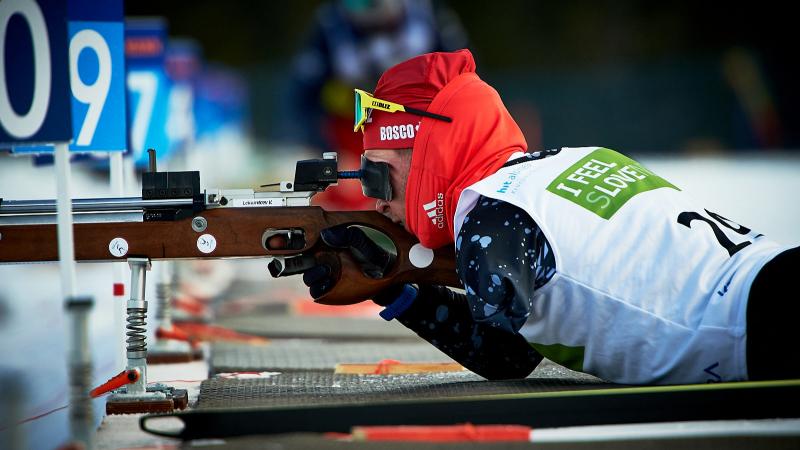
[360,155,392,201]
[353,91,363,131]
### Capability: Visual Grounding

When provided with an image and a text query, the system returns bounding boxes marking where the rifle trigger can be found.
[262,228,306,251]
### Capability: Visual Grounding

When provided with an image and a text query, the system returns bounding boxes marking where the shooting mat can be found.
[210,338,602,375]
[210,339,461,373]
[197,370,610,410]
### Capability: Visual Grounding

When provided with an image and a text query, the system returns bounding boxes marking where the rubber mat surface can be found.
[197,371,609,409]
[210,340,459,373]
[215,314,418,340]
[211,339,599,376]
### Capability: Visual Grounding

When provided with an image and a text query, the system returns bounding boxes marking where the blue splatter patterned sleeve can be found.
[456,196,556,334]
[385,197,554,380]
[394,285,542,380]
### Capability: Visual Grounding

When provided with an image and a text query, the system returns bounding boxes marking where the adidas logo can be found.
[423,200,438,224]
[422,193,445,229]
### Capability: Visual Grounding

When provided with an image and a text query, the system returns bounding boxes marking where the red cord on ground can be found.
[173,322,268,344]
[350,423,532,442]
[156,325,193,344]
[0,404,69,432]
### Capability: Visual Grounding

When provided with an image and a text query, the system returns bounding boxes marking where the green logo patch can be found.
[546,148,678,219]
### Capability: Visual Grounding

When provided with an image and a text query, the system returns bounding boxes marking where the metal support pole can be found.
[104,259,186,413]
[0,370,25,450]
[54,143,77,298]
[123,153,137,197]
[55,143,94,447]
[66,296,95,450]
[109,152,125,195]
[155,261,173,330]
[110,152,126,370]
[126,258,151,395]
[148,260,195,363]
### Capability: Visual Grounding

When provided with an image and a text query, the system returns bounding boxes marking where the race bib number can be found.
[546,148,678,219]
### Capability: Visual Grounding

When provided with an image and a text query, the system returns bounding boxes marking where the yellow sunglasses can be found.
[353,88,452,132]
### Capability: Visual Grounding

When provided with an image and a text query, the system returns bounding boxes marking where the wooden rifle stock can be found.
[0,207,460,305]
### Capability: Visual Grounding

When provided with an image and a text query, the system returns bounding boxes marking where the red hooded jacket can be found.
[364,50,528,249]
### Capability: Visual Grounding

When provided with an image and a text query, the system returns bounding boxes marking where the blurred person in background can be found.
[287,0,467,210]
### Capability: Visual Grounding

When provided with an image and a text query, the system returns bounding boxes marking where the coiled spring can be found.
[126,308,147,353]
[154,282,172,322]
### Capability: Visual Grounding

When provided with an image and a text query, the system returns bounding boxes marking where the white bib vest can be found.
[454,147,787,384]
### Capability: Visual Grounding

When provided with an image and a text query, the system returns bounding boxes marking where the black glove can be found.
[268,224,401,302]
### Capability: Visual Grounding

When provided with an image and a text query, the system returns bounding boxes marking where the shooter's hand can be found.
[267,224,400,302]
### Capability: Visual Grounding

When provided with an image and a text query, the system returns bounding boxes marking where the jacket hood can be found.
[406,70,528,248]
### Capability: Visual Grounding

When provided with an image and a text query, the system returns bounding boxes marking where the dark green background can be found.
[126,1,799,152]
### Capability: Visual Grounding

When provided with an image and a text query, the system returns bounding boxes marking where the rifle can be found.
[0,151,460,305]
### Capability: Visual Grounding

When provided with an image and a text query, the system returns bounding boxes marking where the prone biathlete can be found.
[274,49,800,384]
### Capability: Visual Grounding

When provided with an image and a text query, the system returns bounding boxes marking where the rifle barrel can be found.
[0,197,192,215]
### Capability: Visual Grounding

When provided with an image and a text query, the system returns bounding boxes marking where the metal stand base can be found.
[105,384,188,415]
[101,258,189,414]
